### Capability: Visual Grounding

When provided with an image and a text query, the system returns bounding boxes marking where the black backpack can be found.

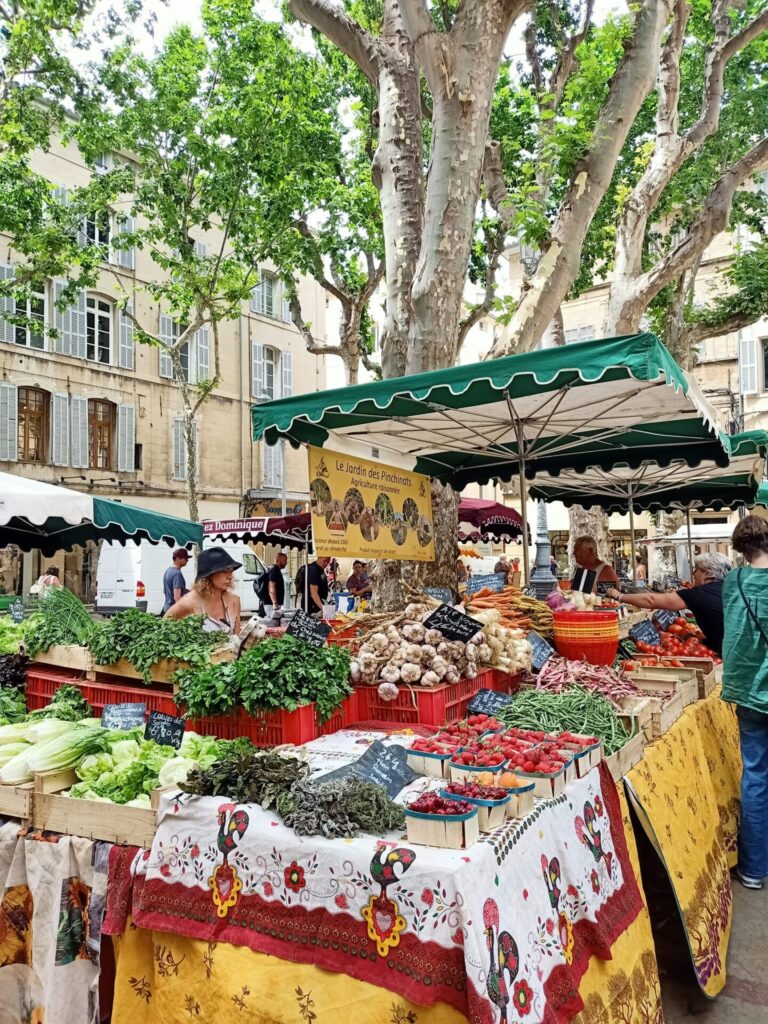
[294,564,307,599]
[253,569,269,600]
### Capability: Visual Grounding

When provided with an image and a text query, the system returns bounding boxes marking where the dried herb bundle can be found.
[276,776,405,838]
[180,747,309,808]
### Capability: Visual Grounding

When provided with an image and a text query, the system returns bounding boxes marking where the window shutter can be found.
[172,416,186,480]
[262,440,274,487]
[52,279,87,358]
[51,393,69,467]
[264,276,274,318]
[0,264,15,347]
[281,351,292,397]
[119,304,134,369]
[194,241,207,258]
[196,325,209,381]
[739,334,758,396]
[116,215,136,270]
[252,342,264,399]
[250,284,260,315]
[70,395,89,469]
[0,382,18,462]
[159,314,174,379]
[117,403,136,472]
[282,294,292,324]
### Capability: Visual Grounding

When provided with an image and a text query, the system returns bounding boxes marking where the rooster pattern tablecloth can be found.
[105,762,642,1024]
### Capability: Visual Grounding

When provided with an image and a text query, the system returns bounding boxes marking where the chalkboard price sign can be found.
[10,600,24,624]
[318,740,417,799]
[629,619,660,647]
[652,609,677,632]
[424,587,453,604]
[528,631,556,671]
[286,609,332,648]
[466,573,507,596]
[466,688,515,717]
[423,604,482,643]
[102,702,146,730]
[145,710,186,749]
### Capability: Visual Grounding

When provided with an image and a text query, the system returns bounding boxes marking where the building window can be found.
[84,210,111,251]
[88,399,115,469]
[264,346,277,399]
[86,296,112,363]
[251,272,276,318]
[762,339,768,391]
[564,325,595,344]
[18,387,49,463]
[14,282,46,349]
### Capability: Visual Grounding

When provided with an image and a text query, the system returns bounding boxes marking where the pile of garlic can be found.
[467,607,532,675]
[350,601,530,689]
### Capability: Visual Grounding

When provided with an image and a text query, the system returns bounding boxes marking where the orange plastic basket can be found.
[552,610,619,666]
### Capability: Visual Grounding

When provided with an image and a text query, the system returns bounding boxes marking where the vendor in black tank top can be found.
[571,536,620,594]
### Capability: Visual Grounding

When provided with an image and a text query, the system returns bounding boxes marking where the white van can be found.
[96,539,266,616]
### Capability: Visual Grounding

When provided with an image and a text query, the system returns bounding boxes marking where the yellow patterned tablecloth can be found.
[110,786,662,1024]
[626,689,741,998]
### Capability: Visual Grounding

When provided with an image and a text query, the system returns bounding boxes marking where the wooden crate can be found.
[0,782,33,821]
[96,646,235,687]
[629,668,698,708]
[618,696,654,742]
[30,645,92,673]
[605,732,646,781]
[32,769,160,848]
[405,809,480,850]
[642,689,684,738]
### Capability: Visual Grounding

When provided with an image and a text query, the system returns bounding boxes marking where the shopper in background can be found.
[259,550,288,617]
[165,547,241,634]
[456,558,468,585]
[346,560,372,599]
[635,555,647,582]
[31,565,62,596]
[301,555,331,616]
[571,536,620,593]
[161,548,189,614]
[722,515,768,890]
[494,555,511,583]
[549,555,558,577]
[606,552,729,655]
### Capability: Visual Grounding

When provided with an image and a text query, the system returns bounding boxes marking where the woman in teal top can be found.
[722,514,768,890]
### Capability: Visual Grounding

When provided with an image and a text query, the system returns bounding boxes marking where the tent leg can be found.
[304,547,309,611]
[629,497,637,583]
[686,509,694,582]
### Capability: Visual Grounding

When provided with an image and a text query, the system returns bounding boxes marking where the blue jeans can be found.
[737,706,768,878]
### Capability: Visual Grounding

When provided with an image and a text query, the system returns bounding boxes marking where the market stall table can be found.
[101,729,647,1024]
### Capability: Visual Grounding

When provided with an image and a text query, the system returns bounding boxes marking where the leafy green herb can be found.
[0,654,27,690]
[24,588,97,655]
[175,636,351,723]
[27,683,91,722]
[87,610,227,683]
[0,687,27,724]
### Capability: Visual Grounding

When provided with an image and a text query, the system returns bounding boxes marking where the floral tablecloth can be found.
[0,822,110,1024]
[104,760,643,1024]
[626,689,741,998]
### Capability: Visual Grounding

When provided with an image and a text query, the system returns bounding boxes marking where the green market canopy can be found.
[0,472,202,556]
[528,430,768,513]
[252,334,726,488]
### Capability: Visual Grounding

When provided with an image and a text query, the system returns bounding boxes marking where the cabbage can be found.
[23,726,110,778]
[179,732,222,768]
[67,784,111,802]
[25,719,73,744]
[158,757,198,788]
[0,722,32,745]
[0,743,30,768]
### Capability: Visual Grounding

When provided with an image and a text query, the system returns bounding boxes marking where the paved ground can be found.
[661,881,768,1022]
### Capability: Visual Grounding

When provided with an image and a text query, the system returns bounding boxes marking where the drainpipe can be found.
[238,312,245,514]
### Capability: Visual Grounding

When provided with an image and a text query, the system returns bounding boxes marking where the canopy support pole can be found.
[507,397,530,585]
[686,508,694,582]
[628,494,637,583]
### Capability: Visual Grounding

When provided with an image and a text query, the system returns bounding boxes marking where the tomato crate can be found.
[359,676,485,727]
[26,669,179,719]
[317,691,360,736]
[188,704,317,747]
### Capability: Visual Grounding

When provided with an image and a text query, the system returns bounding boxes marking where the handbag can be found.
[736,568,768,646]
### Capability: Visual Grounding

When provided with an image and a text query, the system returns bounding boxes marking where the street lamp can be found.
[530,500,558,599]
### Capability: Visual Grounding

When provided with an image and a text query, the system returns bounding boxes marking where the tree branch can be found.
[286,280,343,358]
[483,140,517,224]
[636,136,768,302]
[288,0,381,85]
[398,0,450,100]
[680,309,763,349]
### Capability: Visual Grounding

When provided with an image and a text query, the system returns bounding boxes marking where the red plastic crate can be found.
[358,676,486,727]
[188,704,317,747]
[25,669,178,719]
[317,691,360,736]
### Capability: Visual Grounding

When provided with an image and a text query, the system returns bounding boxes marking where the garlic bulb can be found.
[378,681,400,702]
[381,663,402,684]
[477,643,493,664]
[400,663,422,684]
[421,671,440,687]
[424,629,442,646]
[404,643,424,664]
[350,661,362,683]
[369,632,390,653]
[420,644,437,663]
[401,622,426,643]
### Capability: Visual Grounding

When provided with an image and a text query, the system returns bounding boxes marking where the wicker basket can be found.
[552,610,619,665]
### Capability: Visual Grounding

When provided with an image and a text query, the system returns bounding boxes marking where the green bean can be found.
[497,687,629,755]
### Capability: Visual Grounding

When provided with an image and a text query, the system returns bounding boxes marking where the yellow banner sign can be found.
[308,447,435,561]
